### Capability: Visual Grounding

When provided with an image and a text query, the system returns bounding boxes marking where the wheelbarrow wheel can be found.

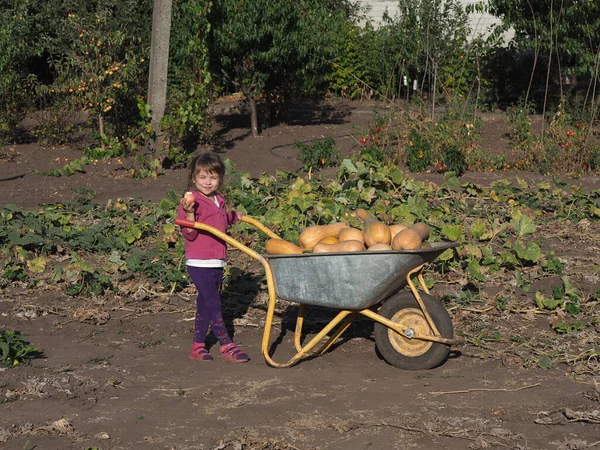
[374,291,453,370]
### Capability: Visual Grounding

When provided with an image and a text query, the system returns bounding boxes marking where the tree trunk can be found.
[147,0,173,157]
[248,95,259,138]
[240,82,259,138]
[98,113,106,152]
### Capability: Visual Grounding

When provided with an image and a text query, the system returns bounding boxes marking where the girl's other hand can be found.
[181,192,196,213]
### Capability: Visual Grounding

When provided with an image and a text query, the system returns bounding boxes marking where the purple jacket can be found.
[177,191,240,260]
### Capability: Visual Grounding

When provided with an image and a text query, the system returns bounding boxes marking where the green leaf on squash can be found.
[442,224,463,242]
[388,168,405,185]
[338,159,358,175]
[27,257,47,274]
[562,276,580,302]
[500,251,519,268]
[462,243,482,259]
[535,291,562,310]
[515,241,541,263]
[467,259,485,281]
[537,355,553,369]
[108,251,124,267]
[293,197,313,212]
[438,248,454,261]
[159,198,174,211]
[444,172,460,187]
[387,205,415,224]
[124,227,142,244]
[516,177,529,189]
[359,187,377,203]
[264,209,286,226]
[564,302,580,315]
[512,212,536,236]
[469,221,486,240]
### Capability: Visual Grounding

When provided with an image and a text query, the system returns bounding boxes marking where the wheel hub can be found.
[388,307,434,357]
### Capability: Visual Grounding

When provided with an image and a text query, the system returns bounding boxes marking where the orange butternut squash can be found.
[388,224,408,240]
[316,236,339,245]
[265,239,303,255]
[298,222,348,250]
[367,243,392,251]
[356,208,391,248]
[391,228,422,250]
[338,227,364,243]
[312,240,366,253]
[412,222,431,241]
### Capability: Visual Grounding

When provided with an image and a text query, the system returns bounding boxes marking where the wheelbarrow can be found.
[175,216,459,370]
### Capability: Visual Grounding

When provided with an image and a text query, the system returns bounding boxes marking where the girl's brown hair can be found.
[187,152,226,192]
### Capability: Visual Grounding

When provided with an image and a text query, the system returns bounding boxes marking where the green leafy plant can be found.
[295,136,340,172]
[552,319,586,334]
[406,129,433,172]
[0,329,39,367]
[442,144,467,176]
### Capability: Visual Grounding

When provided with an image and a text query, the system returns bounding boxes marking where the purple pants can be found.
[187,266,232,345]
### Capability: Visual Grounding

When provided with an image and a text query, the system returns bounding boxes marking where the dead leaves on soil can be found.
[535,408,600,425]
[0,418,74,443]
[213,430,299,450]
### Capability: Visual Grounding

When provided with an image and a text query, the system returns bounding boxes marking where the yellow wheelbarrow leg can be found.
[262,272,354,368]
[316,312,357,356]
[417,272,431,295]
[405,264,441,337]
[294,304,306,353]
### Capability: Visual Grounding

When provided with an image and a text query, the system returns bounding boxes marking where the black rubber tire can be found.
[374,291,453,370]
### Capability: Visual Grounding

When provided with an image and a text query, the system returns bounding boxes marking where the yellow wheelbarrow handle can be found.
[241,215,281,240]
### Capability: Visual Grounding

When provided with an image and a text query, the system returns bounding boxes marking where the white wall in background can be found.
[357,0,515,42]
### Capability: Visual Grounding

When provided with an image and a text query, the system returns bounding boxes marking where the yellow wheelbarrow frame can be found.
[175,216,458,368]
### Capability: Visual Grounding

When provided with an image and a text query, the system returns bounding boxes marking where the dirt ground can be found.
[1,99,600,450]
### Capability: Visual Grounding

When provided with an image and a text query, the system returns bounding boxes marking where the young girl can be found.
[177,152,249,363]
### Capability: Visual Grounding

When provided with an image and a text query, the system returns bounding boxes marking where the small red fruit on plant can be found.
[359,137,367,144]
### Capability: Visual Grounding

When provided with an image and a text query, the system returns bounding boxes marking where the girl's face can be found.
[193,168,220,197]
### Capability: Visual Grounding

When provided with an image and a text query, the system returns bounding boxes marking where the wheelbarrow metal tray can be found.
[265,242,458,309]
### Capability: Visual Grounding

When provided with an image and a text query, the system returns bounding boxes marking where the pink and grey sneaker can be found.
[189,343,213,361]
[219,343,249,363]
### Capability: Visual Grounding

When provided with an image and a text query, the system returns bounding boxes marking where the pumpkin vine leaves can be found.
[0,157,598,364]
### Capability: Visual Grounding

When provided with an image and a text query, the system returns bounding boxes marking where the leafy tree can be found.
[209,0,352,137]
[489,0,600,78]
[0,0,49,142]
[326,0,473,103]
[383,0,472,99]
[164,0,213,150]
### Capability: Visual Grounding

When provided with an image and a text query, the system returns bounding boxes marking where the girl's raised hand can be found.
[181,192,196,213]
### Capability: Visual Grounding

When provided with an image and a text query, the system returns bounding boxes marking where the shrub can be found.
[443,144,467,176]
[295,136,340,172]
[0,330,39,368]
[406,129,433,172]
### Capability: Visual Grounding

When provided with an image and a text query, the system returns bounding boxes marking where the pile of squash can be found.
[265,208,431,255]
